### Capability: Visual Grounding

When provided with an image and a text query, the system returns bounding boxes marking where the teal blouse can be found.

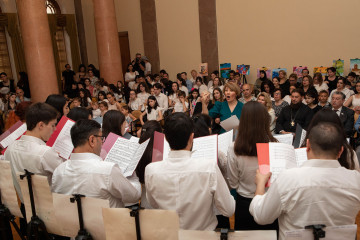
[209,101,243,133]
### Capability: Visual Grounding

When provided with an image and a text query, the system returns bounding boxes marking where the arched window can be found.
[0,6,13,79]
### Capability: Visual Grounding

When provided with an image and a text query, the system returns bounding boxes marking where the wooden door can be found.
[118,31,131,75]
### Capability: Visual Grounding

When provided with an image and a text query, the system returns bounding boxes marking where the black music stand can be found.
[20,170,50,240]
[128,204,143,240]
[69,194,92,240]
[305,224,326,240]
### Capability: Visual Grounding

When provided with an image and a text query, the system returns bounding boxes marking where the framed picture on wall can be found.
[313,67,328,76]
[332,59,344,76]
[257,67,272,79]
[199,63,208,76]
[272,68,287,79]
[350,59,360,75]
[237,65,250,75]
[293,66,308,78]
[220,63,231,79]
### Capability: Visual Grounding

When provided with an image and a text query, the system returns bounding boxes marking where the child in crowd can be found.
[188,88,200,116]
[173,91,189,113]
[99,101,108,117]
[91,101,101,119]
[72,97,81,108]
[318,90,330,108]
[121,104,137,132]
[140,96,163,125]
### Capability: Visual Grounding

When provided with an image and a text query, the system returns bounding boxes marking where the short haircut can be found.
[65,64,70,68]
[289,73,298,80]
[291,88,305,97]
[71,119,101,148]
[0,72,7,76]
[319,90,329,96]
[99,101,108,108]
[106,92,115,97]
[332,91,346,100]
[121,104,130,111]
[164,113,194,150]
[177,90,186,98]
[327,67,336,73]
[302,68,309,73]
[45,94,67,116]
[154,83,162,89]
[308,122,343,157]
[26,103,58,131]
[224,82,241,97]
[192,114,211,138]
[274,88,284,98]
[67,107,91,121]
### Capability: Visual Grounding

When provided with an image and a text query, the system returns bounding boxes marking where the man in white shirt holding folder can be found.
[250,122,360,240]
[145,113,235,230]
[52,119,141,208]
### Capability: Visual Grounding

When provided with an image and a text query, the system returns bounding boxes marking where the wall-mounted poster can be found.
[272,68,287,79]
[199,63,208,76]
[236,65,250,75]
[350,59,360,75]
[332,59,344,76]
[257,67,272,79]
[293,66,308,78]
[313,67,328,76]
[220,63,231,79]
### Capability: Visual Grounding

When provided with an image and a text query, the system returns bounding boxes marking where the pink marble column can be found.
[93,0,124,84]
[16,0,59,102]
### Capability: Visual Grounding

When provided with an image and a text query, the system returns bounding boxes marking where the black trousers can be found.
[235,193,278,231]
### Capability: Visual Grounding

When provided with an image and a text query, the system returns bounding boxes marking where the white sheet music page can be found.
[123,139,150,177]
[218,129,233,157]
[52,120,75,159]
[220,115,239,131]
[274,133,293,145]
[105,137,138,174]
[299,129,307,147]
[191,135,217,162]
[294,148,308,167]
[268,143,296,184]
[0,123,27,148]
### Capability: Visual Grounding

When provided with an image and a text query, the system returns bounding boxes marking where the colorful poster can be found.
[313,67,328,76]
[257,67,272,79]
[236,65,250,75]
[350,59,360,75]
[332,59,344,76]
[199,63,208,76]
[220,63,231,79]
[272,68,287,79]
[293,66,308,78]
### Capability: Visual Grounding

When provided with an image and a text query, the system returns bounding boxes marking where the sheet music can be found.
[284,224,356,240]
[129,136,139,143]
[123,139,150,177]
[274,134,293,145]
[269,143,296,184]
[220,115,239,131]
[299,129,307,147]
[52,120,75,159]
[218,130,233,157]
[191,135,218,162]
[295,148,307,167]
[0,123,27,148]
[105,137,138,173]
[163,138,170,159]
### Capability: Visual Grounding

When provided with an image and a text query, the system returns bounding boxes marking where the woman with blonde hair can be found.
[257,92,276,133]
[313,72,328,93]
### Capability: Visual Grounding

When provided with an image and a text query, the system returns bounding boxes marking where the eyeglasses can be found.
[93,135,105,143]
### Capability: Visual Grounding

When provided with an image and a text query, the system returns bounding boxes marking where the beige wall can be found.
[155,0,202,81]
[217,0,360,84]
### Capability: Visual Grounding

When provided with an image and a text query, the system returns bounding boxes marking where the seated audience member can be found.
[282,86,296,104]
[313,72,328,93]
[288,73,301,88]
[17,71,31,99]
[106,92,121,111]
[5,103,63,202]
[84,78,94,97]
[208,77,224,99]
[347,72,357,90]
[318,90,330,108]
[45,94,69,121]
[145,113,235,230]
[194,77,208,95]
[4,92,17,116]
[297,68,309,83]
[189,70,198,86]
[329,91,354,138]
[99,101,108,117]
[52,119,141,208]
[193,91,214,116]
[173,90,189,113]
[304,90,322,115]
[301,75,316,95]
[153,83,168,111]
[15,88,30,103]
[176,74,189,96]
[72,97,81,108]
[129,89,143,111]
[137,82,150,105]
[234,72,242,87]
[67,107,91,121]
[324,67,338,92]
[168,82,179,108]
[212,87,224,103]
[260,80,275,98]
[97,91,108,103]
[135,121,162,208]
[91,101,101,119]
[103,110,132,140]
[0,72,16,93]
[140,96,163,125]
[254,70,269,91]
[276,88,313,133]
[329,78,354,102]
[188,89,200,116]
[345,81,360,115]
[120,104,136,129]
[180,72,192,92]
[5,101,32,131]
[79,89,92,109]
[272,77,280,89]
[272,88,289,118]
[257,92,276,133]
[228,101,278,231]
[239,84,256,103]
[250,122,360,240]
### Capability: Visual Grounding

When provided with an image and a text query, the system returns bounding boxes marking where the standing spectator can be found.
[61,64,75,93]
[142,56,151,75]
[272,88,289,118]
[132,53,145,76]
[88,64,100,78]
[125,63,139,89]
[88,69,99,86]
[0,72,16,93]
[324,67,338,93]
[76,64,88,83]
[254,70,269,92]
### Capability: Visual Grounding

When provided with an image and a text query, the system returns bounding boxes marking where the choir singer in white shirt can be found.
[52,119,141,208]
[250,122,360,240]
[145,113,235,230]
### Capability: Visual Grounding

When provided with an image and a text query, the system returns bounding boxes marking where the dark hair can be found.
[332,91,346,100]
[71,119,101,148]
[170,82,179,95]
[259,70,267,81]
[261,80,275,96]
[147,96,159,113]
[159,69,167,74]
[234,101,277,156]
[196,77,203,84]
[126,63,134,72]
[108,84,120,95]
[302,68,309,73]
[303,109,355,169]
[348,72,357,78]
[99,101,108,108]
[0,72,7,77]
[319,90,329,96]
[327,67,336,73]
[26,103,58,131]
[98,91,106,101]
[136,121,162,183]
[189,88,199,102]
[79,89,90,107]
[65,64,70,68]
[45,94,67,116]
[78,64,86,72]
[177,90,186,98]
[102,110,126,138]
[15,101,32,121]
[137,82,149,94]
[192,114,212,138]
[212,87,224,104]
[289,73,298,80]
[292,88,305,97]
[67,107,91,121]
[308,122,344,158]
[164,113,194,150]
[305,89,319,104]
[273,88,283,98]
[153,83,162,90]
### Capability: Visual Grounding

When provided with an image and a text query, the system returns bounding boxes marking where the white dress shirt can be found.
[5,135,64,202]
[227,144,259,198]
[52,153,141,208]
[145,150,235,230]
[249,159,360,240]
[155,93,168,111]
[129,98,143,111]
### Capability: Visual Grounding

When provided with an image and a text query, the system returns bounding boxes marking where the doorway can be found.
[118,31,131,75]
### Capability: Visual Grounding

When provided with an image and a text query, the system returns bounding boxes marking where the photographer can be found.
[132,53,145,76]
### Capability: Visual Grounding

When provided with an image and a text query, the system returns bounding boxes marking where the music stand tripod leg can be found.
[70,194,93,240]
